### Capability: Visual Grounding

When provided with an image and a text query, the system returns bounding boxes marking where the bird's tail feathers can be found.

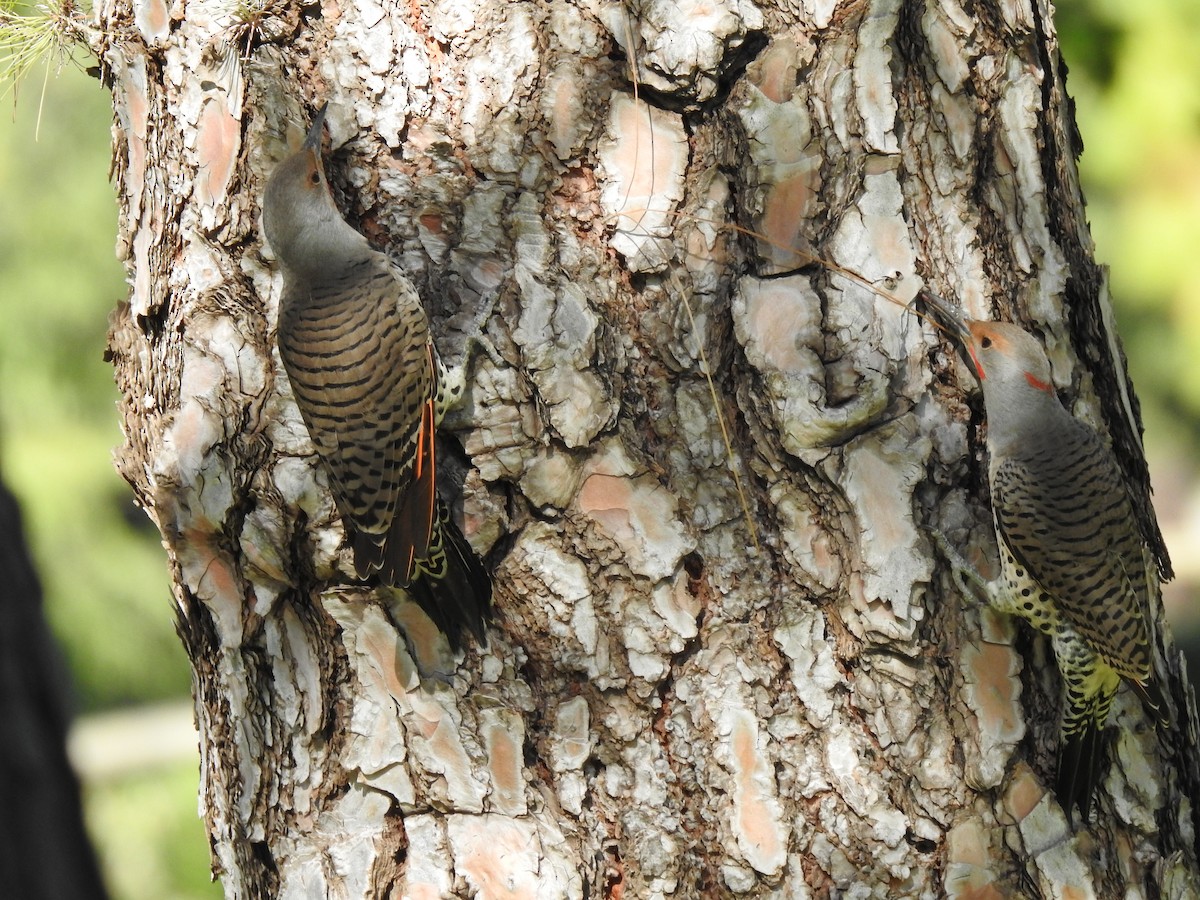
[1056,721,1106,827]
[342,497,491,650]
[1056,685,1118,825]
[405,501,492,651]
[350,527,385,579]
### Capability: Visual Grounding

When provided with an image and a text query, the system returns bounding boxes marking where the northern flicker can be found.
[921,290,1168,822]
[262,103,491,649]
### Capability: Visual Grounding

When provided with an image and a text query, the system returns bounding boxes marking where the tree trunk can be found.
[93,0,1200,896]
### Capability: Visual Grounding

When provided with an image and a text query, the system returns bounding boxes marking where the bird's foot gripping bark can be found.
[454,290,504,366]
[929,528,997,610]
[435,291,503,418]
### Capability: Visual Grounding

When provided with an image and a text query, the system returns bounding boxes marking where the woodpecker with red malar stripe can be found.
[921,290,1169,823]
[262,103,491,649]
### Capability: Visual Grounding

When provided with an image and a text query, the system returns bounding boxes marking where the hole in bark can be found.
[703,28,770,113]
[250,839,278,876]
[905,829,937,854]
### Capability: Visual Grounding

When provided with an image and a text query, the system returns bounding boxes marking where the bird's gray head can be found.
[961,320,1055,398]
[262,104,370,281]
[919,292,1065,450]
[960,319,1068,453]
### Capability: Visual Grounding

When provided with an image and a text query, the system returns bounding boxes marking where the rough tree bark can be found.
[91,0,1200,896]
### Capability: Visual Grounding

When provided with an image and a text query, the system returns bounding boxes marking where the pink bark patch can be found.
[134,0,169,44]
[963,641,1023,745]
[577,471,691,580]
[116,71,148,206]
[607,99,684,223]
[196,100,240,207]
[599,96,688,268]
[1002,764,1046,823]
[419,212,443,234]
[752,41,799,104]
[450,815,541,899]
[483,720,523,813]
[549,72,581,159]
[729,710,786,875]
[360,614,414,702]
[741,279,812,372]
[759,167,820,267]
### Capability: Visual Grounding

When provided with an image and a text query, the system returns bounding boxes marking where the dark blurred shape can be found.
[1057,0,1124,89]
[0,477,109,899]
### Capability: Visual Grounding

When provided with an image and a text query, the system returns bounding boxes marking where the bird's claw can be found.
[458,290,503,368]
[930,528,993,608]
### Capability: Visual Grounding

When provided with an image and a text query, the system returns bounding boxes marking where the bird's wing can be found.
[278,266,433,578]
[991,418,1154,683]
[382,350,437,587]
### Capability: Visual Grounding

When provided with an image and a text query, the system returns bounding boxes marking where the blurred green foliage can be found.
[83,760,219,900]
[1060,0,1200,442]
[0,71,190,710]
[0,2,1196,899]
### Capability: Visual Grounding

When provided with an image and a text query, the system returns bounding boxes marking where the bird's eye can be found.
[309,171,321,186]
[980,336,992,349]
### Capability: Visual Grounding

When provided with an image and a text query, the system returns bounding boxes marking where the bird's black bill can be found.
[303,102,330,151]
[916,289,979,378]
[916,289,972,347]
